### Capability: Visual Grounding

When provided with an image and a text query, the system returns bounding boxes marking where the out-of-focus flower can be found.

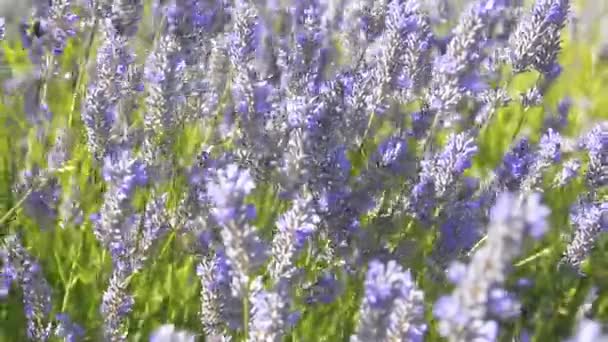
[351,260,426,342]
[150,324,196,342]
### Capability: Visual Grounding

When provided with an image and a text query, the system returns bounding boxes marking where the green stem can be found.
[467,234,487,257]
[61,231,84,312]
[514,247,552,267]
[69,20,98,127]
[0,187,33,226]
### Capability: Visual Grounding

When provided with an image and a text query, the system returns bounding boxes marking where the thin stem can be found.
[467,234,487,257]
[0,187,33,226]
[69,19,99,127]
[514,247,552,267]
[61,230,85,312]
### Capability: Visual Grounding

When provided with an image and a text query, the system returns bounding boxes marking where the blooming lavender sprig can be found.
[91,149,148,341]
[345,0,431,142]
[142,0,192,166]
[92,149,148,273]
[434,192,550,342]
[582,123,607,189]
[521,128,563,191]
[81,33,120,159]
[175,149,217,251]
[198,250,243,335]
[100,270,135,341]
[351,260,426,342]
[410,132,478,221]
[82,0,143,160]
[2,235,54,341]
[509,0,570,75]
[425,0,505,125]
[19,0,79,67]
[248,277,298,342]
[553,158,582,187]
[560,122,607,271]
[134,191,171,271]
[561,200,605,271]
[227,0,285,180]
[268,193,320,283]
[207,163,268,297]
[16,168,61,230]
[565,319,608,342]
[54,313,85,342]
[150,324,196,342]
[0,248,12,298]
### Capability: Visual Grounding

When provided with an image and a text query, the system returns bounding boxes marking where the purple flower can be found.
[498,138,533,190]
[488,288,520,319]
[249,278,297,341]
[102,150,148,200]
[583,123,608,188]
[510,0,571,74]
[149,324,195,342]
[364,260,411,309]
[55,313,85,342]
[270,194,320,282]
[4,236,53,340]
[562,201,605,271]
[207,163,256,225]
[446,262,467,285]
[436,193,549,340]
[491,192,550,239]
[374,137,409,173]
[207,163,268,296]
[353,260,426,342]
[566,319,607,342]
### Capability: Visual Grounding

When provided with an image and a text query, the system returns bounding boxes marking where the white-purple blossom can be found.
[434,192,550,341]
[207,163,268,297]
[351,260,426,342]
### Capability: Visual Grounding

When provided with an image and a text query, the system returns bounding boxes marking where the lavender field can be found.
[0,0,606,341]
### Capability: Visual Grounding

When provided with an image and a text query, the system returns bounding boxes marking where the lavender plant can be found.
[0,0,607,341]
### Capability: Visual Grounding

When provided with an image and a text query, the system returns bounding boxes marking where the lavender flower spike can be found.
[509,0,570,75]
[150,324,196,342]
[565,319,608,342]
[101,271,135,341]
[3,235,54,341]
[268,193,320,283]
[248,277,297,342]
[197,251,242,335]
[434,192,550,342]
[207,163,268,296]
[351,260,427,342]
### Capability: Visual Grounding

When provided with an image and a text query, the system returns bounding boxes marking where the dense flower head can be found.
[435,192,550,341]
[364,260,413,309]
[102,150,148,199]
[582,123,608,188]
[55,313,85,342]
[149,324,196,342]
[510,0,571,74]
[3,236,54,341]
[352,259,426,342]
[207,163,268,296]
[373,136,410,173]
[248,277,298,342]
[207,163,256,225]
